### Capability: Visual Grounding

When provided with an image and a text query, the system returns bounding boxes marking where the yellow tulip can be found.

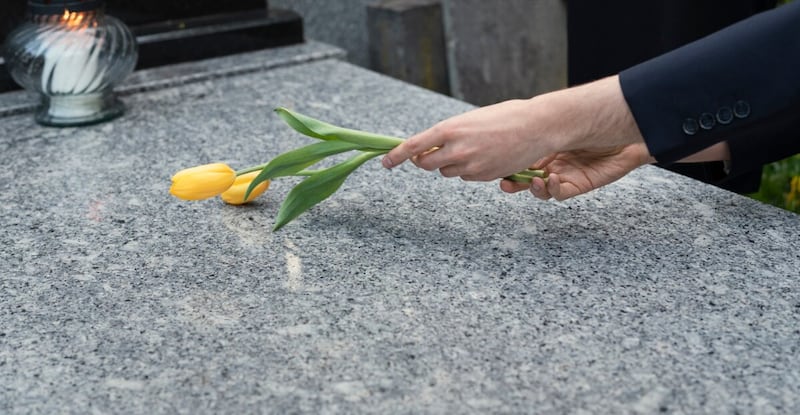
[170,163,236,200]
[221,171,271,205]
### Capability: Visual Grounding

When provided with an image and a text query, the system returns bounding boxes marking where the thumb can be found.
[547,173,582,201]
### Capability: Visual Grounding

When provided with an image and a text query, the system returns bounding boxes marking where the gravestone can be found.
[442,0,567,106]
[0,1,269,45]
[367,0,449,94]
[1,0,304,92]
[107,0,267,25]
[270,0,377,67]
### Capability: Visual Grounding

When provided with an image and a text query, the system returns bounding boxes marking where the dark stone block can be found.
[442,0,567,106]
[106,0,267,26]
[1,1,269,42]
[367,0,449,94]
[133,8,303,71]
[1,2,303,93]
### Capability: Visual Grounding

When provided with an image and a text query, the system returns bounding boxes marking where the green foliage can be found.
[273,151,381,231]
[263,107,403,230]
[243,140,363,200]
[747,154,800,213]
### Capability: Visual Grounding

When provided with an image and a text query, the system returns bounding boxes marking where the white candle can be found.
[39,11,100,95]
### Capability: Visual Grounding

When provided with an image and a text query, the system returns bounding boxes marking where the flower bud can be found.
[221,171,271,205]
[170,163,236,200]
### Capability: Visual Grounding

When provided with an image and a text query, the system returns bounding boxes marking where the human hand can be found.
[382,76,645,184]
[500,143,654,200]
[381,98,562,181]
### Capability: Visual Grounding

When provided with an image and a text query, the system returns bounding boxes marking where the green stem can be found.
[347,150,386,164]
[240,149,541,184]
[505,169,548,183]
[235,163,269,176]
[295,169,322,176]
[236,149,389,177]
[334,128,404,149]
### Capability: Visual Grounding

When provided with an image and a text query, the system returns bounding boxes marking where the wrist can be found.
[547,75,646,153]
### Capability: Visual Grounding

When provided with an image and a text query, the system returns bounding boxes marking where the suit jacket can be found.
[619,1,800,183]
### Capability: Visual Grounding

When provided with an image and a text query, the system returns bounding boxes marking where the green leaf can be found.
[273,151,383,231]
[244,140,364,201]
[274,107,332,140]
[275,107,404,150]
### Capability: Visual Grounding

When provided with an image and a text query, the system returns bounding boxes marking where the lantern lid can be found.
[28,0,105,15]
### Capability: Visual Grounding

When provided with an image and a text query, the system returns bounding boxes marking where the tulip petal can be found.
[221,171,271,205]
[169,163,236,201]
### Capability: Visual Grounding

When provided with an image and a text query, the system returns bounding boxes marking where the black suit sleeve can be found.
[619,1,800,166]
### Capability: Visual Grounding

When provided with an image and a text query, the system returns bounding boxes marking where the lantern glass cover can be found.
[3,0,138,126]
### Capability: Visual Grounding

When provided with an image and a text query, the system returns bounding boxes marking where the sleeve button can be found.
[734,100,751,118]
[699,112,716,130]
[716,106,734,124]
[682,118,699,135]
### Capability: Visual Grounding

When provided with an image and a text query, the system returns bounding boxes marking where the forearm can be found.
[538,75,646,153]
[535,75,736,167]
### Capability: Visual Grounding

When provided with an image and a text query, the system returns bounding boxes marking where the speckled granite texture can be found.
[1,46,799,414]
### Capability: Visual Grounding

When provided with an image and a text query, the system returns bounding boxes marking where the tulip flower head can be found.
[170,163,236,201]
[221,171,270,205]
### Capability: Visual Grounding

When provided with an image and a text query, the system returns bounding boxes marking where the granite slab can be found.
[1,45,799,414]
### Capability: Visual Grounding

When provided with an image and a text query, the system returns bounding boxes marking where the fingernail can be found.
[382,156,394,169]
[531,183,542,192]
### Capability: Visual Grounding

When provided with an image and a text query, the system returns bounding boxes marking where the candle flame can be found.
[61,9,87,29]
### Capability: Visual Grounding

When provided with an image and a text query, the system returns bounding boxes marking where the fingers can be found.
[500,179,530,193]
[414,146,448,171]
[382,126,444,169]
[525,154,558,199]
[533,173,583,201]
[529,176,552,200]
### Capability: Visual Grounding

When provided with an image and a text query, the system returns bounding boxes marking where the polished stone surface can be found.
[1,45,799,414]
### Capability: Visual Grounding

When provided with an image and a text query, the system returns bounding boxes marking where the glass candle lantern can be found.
[3,0,138,126]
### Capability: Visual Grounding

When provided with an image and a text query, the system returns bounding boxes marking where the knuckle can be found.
[434,121,458,142]
[450,148,467,163]
[405,139,426,155]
